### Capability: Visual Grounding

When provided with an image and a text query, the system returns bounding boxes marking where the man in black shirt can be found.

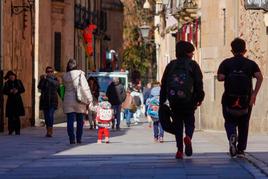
[217,38,263,158]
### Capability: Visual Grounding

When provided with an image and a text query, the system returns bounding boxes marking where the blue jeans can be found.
[43,107,55,127]
[153,121,164,139]
[67,113,84,142]
[112,105,121,128]
[124,109,132,125]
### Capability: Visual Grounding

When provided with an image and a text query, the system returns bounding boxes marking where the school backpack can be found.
[225,63,251,116]
[96,101,113,127]
[147,95,160,120]
[133,95,142,107]
[166,59,194,106]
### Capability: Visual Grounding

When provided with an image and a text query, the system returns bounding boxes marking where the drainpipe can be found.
[0,0,4,132]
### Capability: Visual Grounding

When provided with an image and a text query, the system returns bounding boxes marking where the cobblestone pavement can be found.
[0,121,267,179]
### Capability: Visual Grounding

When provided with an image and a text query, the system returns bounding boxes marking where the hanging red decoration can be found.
[82,23,97,56]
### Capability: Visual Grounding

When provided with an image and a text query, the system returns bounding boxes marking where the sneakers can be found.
[175,151,183,159]
[237,150,245,158]
[154,138,158,143]
[184,136,192,156]
[229,134,237,157]
[159,137,164,143]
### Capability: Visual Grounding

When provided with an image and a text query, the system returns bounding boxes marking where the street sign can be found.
[245,0,268,11]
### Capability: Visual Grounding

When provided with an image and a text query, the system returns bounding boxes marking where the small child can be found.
[96,99,113,144]
[146,82,164,143]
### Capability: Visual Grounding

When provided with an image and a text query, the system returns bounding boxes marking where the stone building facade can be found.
[156,0,268,133]
[0,0,35,130]
[0,0,124,132]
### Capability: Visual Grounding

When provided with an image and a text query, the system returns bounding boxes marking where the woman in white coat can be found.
[63,59,93,144]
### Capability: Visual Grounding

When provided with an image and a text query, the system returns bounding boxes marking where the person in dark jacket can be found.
[160,41,205,159]
[3,71,25,135]
[106,77,126,130]
[38,66,59,137]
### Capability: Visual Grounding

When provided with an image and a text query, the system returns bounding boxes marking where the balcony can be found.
[171,0,198,23]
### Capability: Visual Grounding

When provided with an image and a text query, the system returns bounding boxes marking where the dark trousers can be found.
[8,116,21,134]
[112,105,121,129]
[67,113,84,142]
[171,109,195,151]
[223,105,252,151]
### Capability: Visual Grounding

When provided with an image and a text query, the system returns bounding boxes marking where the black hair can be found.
[4,70,16,80]
[231,38,246,54]
[66,59,77,72]
[176,40,195,58]
[45,66,53,72]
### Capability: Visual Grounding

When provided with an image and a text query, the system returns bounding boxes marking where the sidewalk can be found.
[0,122,267,179]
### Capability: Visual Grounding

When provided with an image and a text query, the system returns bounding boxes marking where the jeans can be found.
[171,109,195,151]
[124,109,132,125]
[153,121,164,139]
[112,105,121,128]
[67,112,84,142]
[223,105,252,151]
[43,107,55,128]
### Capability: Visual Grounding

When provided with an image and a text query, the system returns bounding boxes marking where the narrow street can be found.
[0,121,267,179]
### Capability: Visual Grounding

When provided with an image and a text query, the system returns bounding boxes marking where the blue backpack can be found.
[147,95,160,120]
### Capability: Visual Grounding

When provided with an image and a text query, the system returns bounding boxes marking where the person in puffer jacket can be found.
[62,59,93,144]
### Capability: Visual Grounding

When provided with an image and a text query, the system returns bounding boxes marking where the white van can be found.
[87,71,129,96]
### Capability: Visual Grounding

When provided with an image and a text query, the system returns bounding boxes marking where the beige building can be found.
[154,0,268,133]
[0,0,124,132]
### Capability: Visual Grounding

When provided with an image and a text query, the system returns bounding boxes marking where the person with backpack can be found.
[217,38,263,158]
[95,98,113,144]
[106,77,126,130]
[146,82,163,143]
[160,41,205,159]
[130,85,144,124]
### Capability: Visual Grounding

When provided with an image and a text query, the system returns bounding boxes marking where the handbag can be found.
[76,74,90,104]
[57,84,65,100]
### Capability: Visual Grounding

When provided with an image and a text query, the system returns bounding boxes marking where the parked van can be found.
[87,71,129,96]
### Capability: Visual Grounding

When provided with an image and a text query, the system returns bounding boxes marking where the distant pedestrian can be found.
[217,38,263,158]
[146,82,163,143]
[160,41,205,159]
[122,88,134,127]
[143,82,152,128]
[3,71,25,135]
[38,66,59,137]
[62,59,93,144]
[130,85,143,124]
[106,77,126,130]
[87,76,100,129]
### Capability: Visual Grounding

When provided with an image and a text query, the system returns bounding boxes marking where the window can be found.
[54,32,61,71]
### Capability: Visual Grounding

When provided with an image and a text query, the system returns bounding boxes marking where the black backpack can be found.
[225,63,251,116]
[166,59,194,106]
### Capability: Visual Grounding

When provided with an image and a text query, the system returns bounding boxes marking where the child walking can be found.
[146,82,164,143]
[96,99,113,144]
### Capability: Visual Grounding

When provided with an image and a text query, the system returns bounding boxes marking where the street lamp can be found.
[139,24,151,39]
[143,0,151,9]
[11,0,35,15]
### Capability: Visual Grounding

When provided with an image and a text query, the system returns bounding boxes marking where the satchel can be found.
[76,74,90,104]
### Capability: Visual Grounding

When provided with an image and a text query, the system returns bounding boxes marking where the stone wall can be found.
[199,0,268,133]
[2,0,34,129]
